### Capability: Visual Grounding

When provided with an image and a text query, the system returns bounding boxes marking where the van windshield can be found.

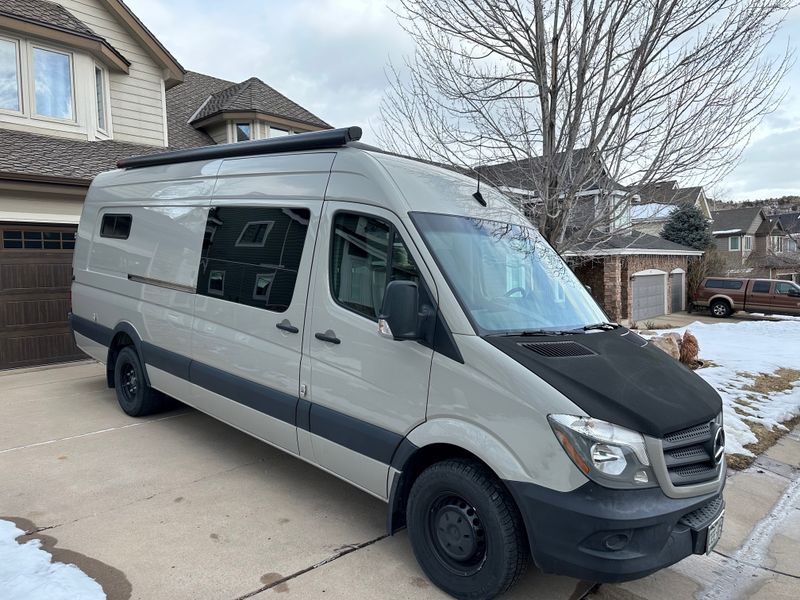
[412,213,608,334]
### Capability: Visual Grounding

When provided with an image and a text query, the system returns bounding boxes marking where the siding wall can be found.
[61,0,168,147]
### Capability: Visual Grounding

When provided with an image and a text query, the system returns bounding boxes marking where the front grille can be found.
[679,496,724,529]
[662,413,723,486]
[518,341,596,358]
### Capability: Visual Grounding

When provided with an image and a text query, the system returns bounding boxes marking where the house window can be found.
[728,236,740,251]
[235,221,274,247]
[269,126,289,137]
[743,235,752,251]
[208,270,225,295]
[95,66,107,131]
[0,37,21,112]
[772,235,785,253]
[252,273,274,300]
[33,46,74,120]
[235,122,251,142]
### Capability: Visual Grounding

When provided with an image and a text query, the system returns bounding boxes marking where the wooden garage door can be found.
[0,224,85,370]
[631,274,666,322]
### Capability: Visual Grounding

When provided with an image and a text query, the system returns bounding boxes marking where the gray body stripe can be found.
[69,316,416,466]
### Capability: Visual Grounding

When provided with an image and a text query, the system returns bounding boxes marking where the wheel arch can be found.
[387,418,531,535]
[106,322,148,388]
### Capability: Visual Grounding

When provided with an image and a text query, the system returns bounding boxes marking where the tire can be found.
[114,346,166,416]
[709,300,731,318]
[406,459,528,599]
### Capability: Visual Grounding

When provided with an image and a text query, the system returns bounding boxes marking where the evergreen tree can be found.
[661,205,714,250]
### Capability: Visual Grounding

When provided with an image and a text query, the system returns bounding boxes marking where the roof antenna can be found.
[473,137,486,206]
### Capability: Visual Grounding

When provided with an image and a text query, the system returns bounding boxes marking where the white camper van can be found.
[71,127,725,599]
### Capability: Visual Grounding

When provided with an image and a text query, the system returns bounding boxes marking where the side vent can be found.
[519,341,597,358]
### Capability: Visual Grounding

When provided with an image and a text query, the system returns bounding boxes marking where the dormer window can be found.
[0,37,21,112]
[32,46,74,120]
[235,122,251,141]
[268,126,289,137]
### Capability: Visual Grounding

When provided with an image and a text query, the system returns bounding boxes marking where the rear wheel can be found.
[114,346,166,416]
[406,459,528,599]
[710,300,731,318]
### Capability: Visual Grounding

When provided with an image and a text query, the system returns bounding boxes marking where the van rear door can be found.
[302,202,437,498]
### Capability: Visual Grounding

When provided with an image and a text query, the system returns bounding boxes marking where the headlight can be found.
[548,414,657,489]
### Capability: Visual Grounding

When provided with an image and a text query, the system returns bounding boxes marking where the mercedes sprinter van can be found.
[71,127,725,599]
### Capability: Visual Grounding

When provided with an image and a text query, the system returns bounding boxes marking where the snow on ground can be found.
[654,319,800,455]
[0,520,105,600]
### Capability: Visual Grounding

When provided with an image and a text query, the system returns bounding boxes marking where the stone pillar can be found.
[603,256,623,321]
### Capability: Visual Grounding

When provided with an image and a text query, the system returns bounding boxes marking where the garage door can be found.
[0,224,85,370]
[670,272,684,312]
[632,274,666,322]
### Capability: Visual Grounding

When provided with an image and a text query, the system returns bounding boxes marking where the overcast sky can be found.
[126,0,799,202]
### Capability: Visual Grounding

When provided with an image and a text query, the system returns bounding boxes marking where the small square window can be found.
[236,123,251,142]
[101,214,132,239]
[728,237,740,251]
[208,270,225,295]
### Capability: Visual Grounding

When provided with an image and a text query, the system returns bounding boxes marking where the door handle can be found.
[276,320,299,334]
[315,330,341,344]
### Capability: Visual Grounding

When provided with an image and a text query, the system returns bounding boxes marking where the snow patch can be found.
[646,320,800,455]
[0,520,105,600]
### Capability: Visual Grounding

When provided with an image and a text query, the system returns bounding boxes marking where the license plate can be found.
[706,510,724,555]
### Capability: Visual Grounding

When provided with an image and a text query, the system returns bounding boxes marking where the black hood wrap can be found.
[485,329,722,438]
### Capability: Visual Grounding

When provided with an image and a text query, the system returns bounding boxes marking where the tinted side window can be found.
[330,212,420,320]
[100,214,132,239]
[198,206,310,312]
[752,281,771,294]
[725,280,744,290]
[705,279,724,289]
[775,282,796,295]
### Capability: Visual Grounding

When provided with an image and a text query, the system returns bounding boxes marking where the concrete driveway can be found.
[1,362,798,599]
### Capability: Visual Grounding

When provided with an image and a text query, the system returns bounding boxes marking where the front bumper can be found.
[506,479,725,583]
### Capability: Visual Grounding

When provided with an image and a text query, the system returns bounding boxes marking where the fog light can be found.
[603,533,631,551]
[634,470,650,484]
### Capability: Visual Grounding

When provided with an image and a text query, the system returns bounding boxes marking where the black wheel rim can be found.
[120,362,139,402]
[427,493,487,576]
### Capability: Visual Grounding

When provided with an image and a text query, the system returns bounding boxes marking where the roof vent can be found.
[519,341,596,358]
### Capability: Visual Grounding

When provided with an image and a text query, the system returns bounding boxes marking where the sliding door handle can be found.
[315,330,341,344]
[276,320,299,334]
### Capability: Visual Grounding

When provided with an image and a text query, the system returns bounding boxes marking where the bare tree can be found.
[378,0,795,251]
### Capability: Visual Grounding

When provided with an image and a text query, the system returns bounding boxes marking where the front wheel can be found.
[710,300,731,318]
[114,346,167,416]
[406,459,528,599]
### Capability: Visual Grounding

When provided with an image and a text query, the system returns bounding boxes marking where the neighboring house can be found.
[478,152,703,324]
[710,207,800,282]
[630,180,713,237]
[0,0,330,369]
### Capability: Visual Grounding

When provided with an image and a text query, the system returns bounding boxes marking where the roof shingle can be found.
[189,76,331,130]
[0,128,167,181]
[165,71,236,149]
[0,0,96,36]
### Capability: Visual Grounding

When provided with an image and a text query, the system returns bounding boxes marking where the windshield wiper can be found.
[492,329,573,337]
[577,322,620,332]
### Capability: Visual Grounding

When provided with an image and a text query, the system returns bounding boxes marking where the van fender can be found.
[403,418,531,482]
[106,321,150,387]
[386,417,533,534]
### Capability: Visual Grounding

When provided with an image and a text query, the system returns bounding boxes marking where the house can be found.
[630,180,713,237]
[477,152,703,324]
[0,0,330,369]
[710,207,800,281]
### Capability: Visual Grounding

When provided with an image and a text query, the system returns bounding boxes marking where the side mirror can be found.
[584,284,592,294]
[378,280,420,340]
